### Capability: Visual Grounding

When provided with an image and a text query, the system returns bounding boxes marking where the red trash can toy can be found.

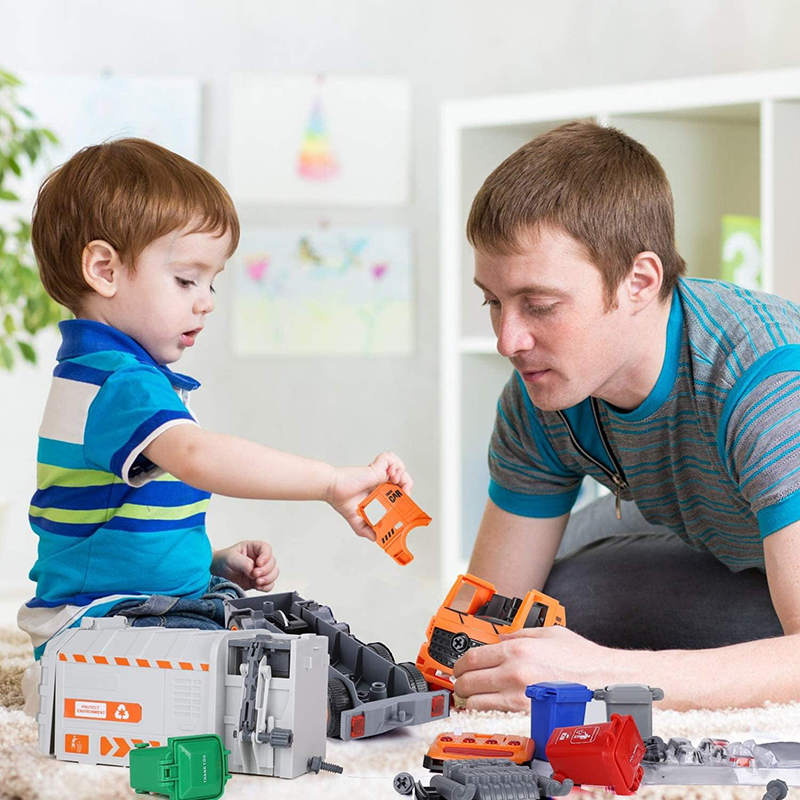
[545,713,646,795]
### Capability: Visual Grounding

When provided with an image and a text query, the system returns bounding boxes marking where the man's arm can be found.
[467,498,568,596]
[454,519,800,711]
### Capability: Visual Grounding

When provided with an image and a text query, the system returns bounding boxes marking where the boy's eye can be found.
[176,277,195,288]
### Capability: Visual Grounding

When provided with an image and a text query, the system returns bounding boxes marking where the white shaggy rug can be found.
[2,626,800,800]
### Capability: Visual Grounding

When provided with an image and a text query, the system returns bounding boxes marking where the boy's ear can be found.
[82,240,124,298]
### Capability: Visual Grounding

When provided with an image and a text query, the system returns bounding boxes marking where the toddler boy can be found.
[18,138,410,660]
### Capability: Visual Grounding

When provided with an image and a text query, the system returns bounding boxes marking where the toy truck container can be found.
[593,684,664,739]
[416,573,565,692]
[546,713,646,795]
[526,681,594,760]
[37,616,328,779]
[224,593,449,740]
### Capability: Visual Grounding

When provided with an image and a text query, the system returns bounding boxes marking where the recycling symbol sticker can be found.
[114,704,130,720]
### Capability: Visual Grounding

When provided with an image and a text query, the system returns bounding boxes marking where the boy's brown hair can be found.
[466,121,686,306]
[32,138,240,314]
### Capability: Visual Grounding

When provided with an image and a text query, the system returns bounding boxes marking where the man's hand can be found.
[326,451,413,540]
[452,626,610,711]
[211,540,279,591]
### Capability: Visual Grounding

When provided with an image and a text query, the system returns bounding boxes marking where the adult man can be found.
[452,121,800,711]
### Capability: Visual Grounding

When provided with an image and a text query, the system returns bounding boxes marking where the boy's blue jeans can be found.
[105,576,245,629]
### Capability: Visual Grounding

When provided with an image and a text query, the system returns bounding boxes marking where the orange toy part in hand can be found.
[357,482,431,565]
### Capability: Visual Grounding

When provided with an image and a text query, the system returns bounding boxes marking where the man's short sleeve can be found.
[83,365,196,487]
[722,349,800,537]
[489,372,583,517]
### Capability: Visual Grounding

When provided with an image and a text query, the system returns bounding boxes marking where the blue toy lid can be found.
[525,681,593,702]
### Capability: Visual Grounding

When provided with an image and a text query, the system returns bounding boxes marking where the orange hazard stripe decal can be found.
[58,653,210,671]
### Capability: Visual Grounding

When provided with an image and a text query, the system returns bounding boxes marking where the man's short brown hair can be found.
[466,121,686,305]
[32,138,240,313]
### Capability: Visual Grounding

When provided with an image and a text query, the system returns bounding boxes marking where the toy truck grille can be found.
[37,617,328,779]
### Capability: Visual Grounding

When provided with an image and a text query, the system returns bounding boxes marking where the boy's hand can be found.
[211,540,279,591]
[326,451,413,540]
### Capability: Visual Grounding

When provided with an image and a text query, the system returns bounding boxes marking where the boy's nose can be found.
[194,292,215,315]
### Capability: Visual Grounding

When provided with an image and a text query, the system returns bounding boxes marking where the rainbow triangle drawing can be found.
[297,95,339,181]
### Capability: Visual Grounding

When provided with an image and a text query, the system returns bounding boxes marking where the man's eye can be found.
[210,284,216,295]
[526,303,556,316]
[481,298,500,308]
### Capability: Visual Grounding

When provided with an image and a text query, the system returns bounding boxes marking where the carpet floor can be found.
[2,627,799,800]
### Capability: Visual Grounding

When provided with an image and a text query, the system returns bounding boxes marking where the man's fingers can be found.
[464,692,519,712]
[451,642,507,677]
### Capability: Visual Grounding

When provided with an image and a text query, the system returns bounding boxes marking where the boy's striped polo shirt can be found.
[489,278,800,571]
[22,319,212,650]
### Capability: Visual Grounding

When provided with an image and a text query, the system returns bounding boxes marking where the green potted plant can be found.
[0,67,66,370]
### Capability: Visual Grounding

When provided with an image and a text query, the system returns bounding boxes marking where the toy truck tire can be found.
[367,641,395,663]
[398,662,430,693]
[327,676,354,738]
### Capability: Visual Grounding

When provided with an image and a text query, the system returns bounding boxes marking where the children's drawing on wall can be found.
[229,74,410,205]
[720,215,762,290]
[11,73,201,205]
[296,81,339,182]
[233,227,413,355]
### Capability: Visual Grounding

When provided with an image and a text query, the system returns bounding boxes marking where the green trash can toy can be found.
[129,734,232,800]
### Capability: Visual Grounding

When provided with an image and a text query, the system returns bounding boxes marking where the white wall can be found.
[1,0,800,655]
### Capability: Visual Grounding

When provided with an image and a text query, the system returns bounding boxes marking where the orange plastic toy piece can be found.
[416,573,566,691]
[423,732,535,771]
[357,483,431,565]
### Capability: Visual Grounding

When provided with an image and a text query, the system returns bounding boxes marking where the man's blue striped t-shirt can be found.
[489,278,800,571]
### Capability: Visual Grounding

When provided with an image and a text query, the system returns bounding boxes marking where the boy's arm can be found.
[454,518,800,712]
[143,423,409,537]
[467,498,568,595]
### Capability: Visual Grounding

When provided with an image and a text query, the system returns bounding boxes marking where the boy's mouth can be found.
[180,328,202,347]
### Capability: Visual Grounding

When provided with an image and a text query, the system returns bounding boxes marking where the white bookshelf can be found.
[439,68,800,589]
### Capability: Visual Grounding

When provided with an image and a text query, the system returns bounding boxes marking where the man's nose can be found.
[496,311,533,357]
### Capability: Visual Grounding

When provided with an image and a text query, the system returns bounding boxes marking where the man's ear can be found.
[82,240,124,298]
[625,251,663,309]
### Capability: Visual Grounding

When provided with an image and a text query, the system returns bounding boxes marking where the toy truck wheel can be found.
[326,676,353,738]
[397,661,430,693]
[367,641,395,663]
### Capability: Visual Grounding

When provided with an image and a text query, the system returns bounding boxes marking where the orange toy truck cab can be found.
[423,732,535,771]
[357,483,431,565]
[416,573,566,692]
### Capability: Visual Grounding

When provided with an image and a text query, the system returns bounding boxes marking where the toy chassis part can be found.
[224,593,449,740]
[641,735,800,788]
[394,758,573,800]
[38,616,328,779]
[423,733,535,772]
[416,574,565,691]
